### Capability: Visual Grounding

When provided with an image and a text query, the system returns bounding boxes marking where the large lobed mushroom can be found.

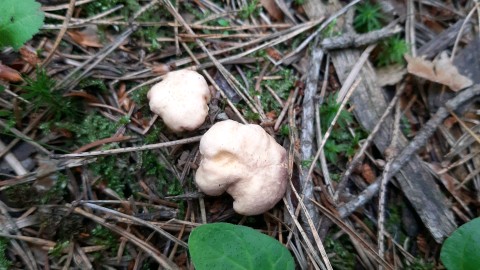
[147,70,211,132]
[195,120,288,215]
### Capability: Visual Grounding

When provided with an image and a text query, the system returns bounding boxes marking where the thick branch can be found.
[321,25,403,50]
[300,47,324,235]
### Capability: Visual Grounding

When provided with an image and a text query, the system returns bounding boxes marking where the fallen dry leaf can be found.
[19,47,40,66]
[405,52,473,91]
[151,64,171,75]
[67,26,103,48]
[376,64,407,87]
[0,63,22,82]
[260,0,283,21]
[266,47,282,61]
[266,110,277,120]
[361,163,376,184]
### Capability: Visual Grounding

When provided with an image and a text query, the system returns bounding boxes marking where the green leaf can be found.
[0,0,45,49]
[189,223,295,270]
[0,110,12,117]
[217,18,230,27]
[440,218,480,270]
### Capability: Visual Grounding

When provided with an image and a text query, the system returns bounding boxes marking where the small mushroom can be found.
[195,120,288,215]
[147,70,211,132]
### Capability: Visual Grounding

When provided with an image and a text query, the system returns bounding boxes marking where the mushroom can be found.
[195,120,288,215]
[147,70,211,132]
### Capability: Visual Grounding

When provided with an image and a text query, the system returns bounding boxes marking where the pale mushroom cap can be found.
[195,120,288,215]
[147,70,211,132]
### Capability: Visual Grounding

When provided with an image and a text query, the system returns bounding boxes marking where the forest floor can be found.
[0,0,479,269]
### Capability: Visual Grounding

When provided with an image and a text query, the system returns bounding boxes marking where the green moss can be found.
[385,203,407,243]
[5,184,38,208]
[319,94,365,164]
[182,1,207,20]
[40,173,68,204]
[91,225,119,255]
[279,124,290,137]
[401,115,413,138]
[0,237,12,270]
[78,78,108,93]
[83,0,171,49]
[130,86,149,105]
[259,68,296,113]
[141,151,166,177]
[239,0,261,19]
[321,19,342,38]
[5,173,68,206]
[144,126,162,144]
[244,109,260,121]
[301,159,313,168]
[84,0,121,16]
[64,114,118,145]
[118,115,131,126]
[167,179,182,196]
[263,68,295,100]
[90,154,132,197]
[48,240,70,258]
[325,234,355,270]
[409,258,434,270]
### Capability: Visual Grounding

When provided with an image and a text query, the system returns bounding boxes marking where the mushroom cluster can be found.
[195,120,288,215]
[148,71,288,215]
[147,70,211,132]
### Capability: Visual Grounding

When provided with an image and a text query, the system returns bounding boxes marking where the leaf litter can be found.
[0,0,479,269]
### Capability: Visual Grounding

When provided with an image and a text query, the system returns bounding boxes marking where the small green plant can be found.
[78,78,108,93]
[376,36,409,66]
[279,124,290,137]
[0,237,12,270]
[182,1,207,20]
[322,19,342,38]
[401,115,413,138]
[409,258,434,270]
[48,240,70,258]
[320,94,363,164]
[91,225,119,255]
[239,0,261,19]
[0,0,44,49]
[90,155,133,197]
[325,235,355,270]
[189,223,294,270]
[440,217,480,270]
[254,68,296,114]
[354,2,408,67]
[301,159,313,168]
[130,86,150,106]
[354,1,384,33]
[83,0,170,49]
[242,106,260,121]
[84,0,122,15]
[22,69,75,119]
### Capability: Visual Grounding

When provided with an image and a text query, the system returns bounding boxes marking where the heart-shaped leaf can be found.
[440,217,480,270]
[189,223,295,270]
